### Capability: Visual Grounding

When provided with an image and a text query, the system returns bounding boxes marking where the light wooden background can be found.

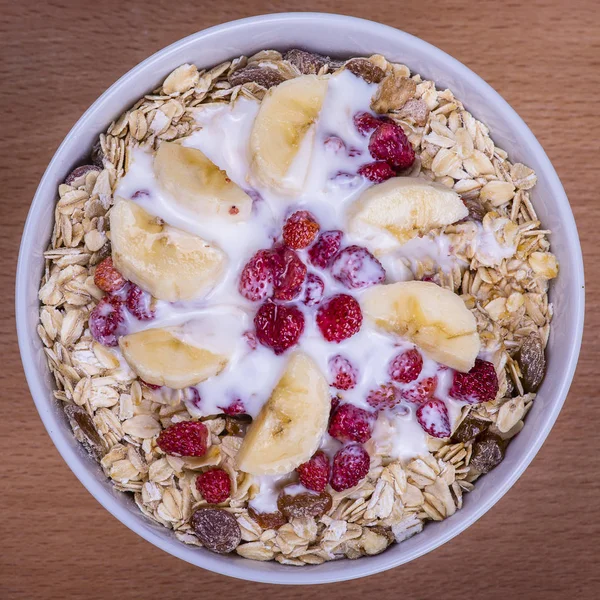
[1,0,598,598]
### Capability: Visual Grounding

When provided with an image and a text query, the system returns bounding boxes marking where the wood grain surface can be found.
[1,0,598,598]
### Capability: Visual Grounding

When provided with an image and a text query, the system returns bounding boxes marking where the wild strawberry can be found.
[366,383,401,410]
[316,294,362,342]
[218,399,246,415]
[369,122,415,169]
[328,355,358,390]
[416,399,451,438]
[297,451,331,493]
[157,421,209,456]
[254,300,305,354]
[328,403,374,443]
[239,249,278,302]
[330,245,385,290]
[331,444,370,492]
[389,349,423,384]
[401,376,438,404]
[282,210,320,249]
[272,245,307,301]
[358,161,396,183]
[89,296,125,347]
[94,257,126,293]
[353,111,386,136]
[126,284,155,321]
[302,273,325,306]
[308,230,343,268]
[324,136,346,153]
[449,359,499,404]
[196,468,231,503]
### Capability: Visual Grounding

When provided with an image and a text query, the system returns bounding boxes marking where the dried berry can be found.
[470,433,506,474]
[191,508,241,553]
[272,245,307,301]
[254,300,305,354]
[64,404,105,460]
[297,451,331,492]
[330,245,385,290]
[328,354,358,390]
[401,376,438,404]
[389,349,423,384]
[308,230,343,268]
[278,490,333,518]
[89,296,125,347]
[358,161,396,183]
[331,444,370,492]
[449,359,499,404]
[302,273,325,306]
[345,58,385,84]
[451,414,490,443]
[282,210,320,249]
[126,284,155,321]
[248,506,287,529]
[65,164,101,186]
[368,122,415,169]
[284,49,343,74]
[229,65,285,89]
[94,257,127,293]
[156,421,209,457]
[196,468,231,504]
[366,383,401,410]
[316,294,362,343]
[517,335,546,392]
[416,398,451,438]
[328,403,374,443]
[460,196,487,223]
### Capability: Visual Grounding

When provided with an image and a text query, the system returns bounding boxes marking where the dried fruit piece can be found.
[316,294,362,342]
[358,161,396,183]
[330,245,385,290]
[89,296,125,347]
[451,414,490,443]
[125,284,155,321]
[345,58,385,84]
[328,354,358,390]
[278,489,333,518]
[297,451,331,492]
[191,508,241,553]
[254,300,305,354]
[156,421,209,457]
[517,335,546,392]
[470,433,506,473]
[224,414,252,437]
[368,122,415,169]
[239,249,279,302]
[366,383,401,410]
[461,196,487,223]
[248,507,287,530]
[449,359,499,404]
[331,444,370,492]
[282,210,320,249]
[308,230,343,268]
[401,376,438,404]
[94,257,127,293]
[196,468,231,504]
[302,273,325,306]
[64,404,105,460]
[272,245,307,301]
[328,403,374,443]
[65,164,101,186]
[284,49,342,74]
[389,349,423,384]
[416,398,451,438]
[229,65,286,89]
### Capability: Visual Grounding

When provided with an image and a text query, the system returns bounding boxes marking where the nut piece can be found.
[344,58,385,84]
[64,404,105,460]
[191,508,241,554]
[371,74,417,114]
[451,414,489,443]
[517,334,546,392]
[277,490,333,518]
[229,65,286,89]
[248,506,287,530]
[470,433,506,474]
[284,49,343,74]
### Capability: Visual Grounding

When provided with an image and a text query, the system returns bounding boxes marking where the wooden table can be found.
[1,0,598,597]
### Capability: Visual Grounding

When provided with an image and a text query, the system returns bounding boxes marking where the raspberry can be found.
[389,349,423,383]
[218,399,246,415]
[354,111,387,136]
[302,273,325,306]
[366,383,401,410]
[89,296,125,347]
[125,284,155,321]
[282,210,320,249]
[449,359,499,404]
[368,122,415,169]
[239,249,278,301]
[94,257,126,293]
[316,294,362,342]
[358,161,396,183]
[330,245,386,290]
[308,230,343,269]
[157,421,209,457]
[331,444,370,492]
[328,354,358,390]
[254,300,305,354]
[328,403,374,443]
[297,451,331,493]
[272,245,307,301]
[416,398,451,438]
[196,468,231,504]
[401,376,438,404]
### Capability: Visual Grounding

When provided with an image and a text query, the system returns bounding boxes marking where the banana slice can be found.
[110,199,226,302]
[249,74,328,193]
[119,327,228,389]
[349,177,468,246]
[363,281,480,372]
[236,352,330,475]
[154,142,252,220]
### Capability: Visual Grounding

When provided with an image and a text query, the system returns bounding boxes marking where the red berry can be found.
[282,210,320,249]
[358,161,396,183]
[196,468,231,504]
[389,349,423,384]
[416,399,451,438]
[328,403,374,443]
[302,273,325,306]
[94,257,127,293]
[89,296,125,347]
[297,451,331,493]
[331,444,370,492]
[324,136,346,153]
[239,249,278,302]
[330,245,386,290]
[449,359,499,404]
[401,376,438,404]
[218,399,246,415]
[328,354,358,390]
[126,284,155,321]
[308,230,343,268]
[157,421,209,457]
[330,395,341,416]
[254,300,305,354]
[366,383,401,410]
[316,294,362,343]
[353,111,385,136]
[369,122,415,169]
[272,245,307,301]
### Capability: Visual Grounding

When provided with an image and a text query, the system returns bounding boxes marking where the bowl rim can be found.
[16,12,585,585]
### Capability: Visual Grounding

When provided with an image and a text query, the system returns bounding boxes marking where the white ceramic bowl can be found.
[16,12,584,585]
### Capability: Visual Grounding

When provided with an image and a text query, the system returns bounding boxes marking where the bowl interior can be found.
[16,13,584,585]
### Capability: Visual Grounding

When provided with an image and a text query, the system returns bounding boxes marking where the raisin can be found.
[460,196,487,223]
[345,58,385,84]
[64,404,105,460]
[470,433,506,474]
[229,65,285,89]
[224,415,252,437]
[277,490,333,519]
[65,164,101,186]
[191,508,241,554]
[517,335,546,392]
[284,49,343,74]
[451,414,490,443]
[248,506,287,530]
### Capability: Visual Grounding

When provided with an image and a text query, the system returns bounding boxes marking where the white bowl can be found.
[16,12,584,585]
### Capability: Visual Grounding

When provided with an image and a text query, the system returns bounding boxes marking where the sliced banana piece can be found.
[110,199,226,302]
[349,177,468,247]
[249,74,328,193]
[154,142,252,221]
[363,280,480,372]
[119,327,228,389]
[236,352,330,475]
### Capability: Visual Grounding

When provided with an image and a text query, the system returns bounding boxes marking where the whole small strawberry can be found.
[308,230,343,269]
[126,284,156,321]
[369,122,415,169]
[272,245,307,301]
[196,468,231,504]
[353,111,388,136]
[416,398,451,438]
[366,383,401,410]
[316,294,362,343]
[157,421,209,457]
[330,245,385,290]
[302,273,325,306]
[449,359,499,404]
[358,161,396,183]
[239,249,279,302]
[401,376,438,404]
[282,210,320,249]
[89,296,125,347]
[328,354,358,390]
[254,300,305,354]
[94,257,127,293]
[331,444,370,492]
[328,403,374,443]
[297,451,331,493]
[389,349,423,384]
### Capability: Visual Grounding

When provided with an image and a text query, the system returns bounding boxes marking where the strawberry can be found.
[366,383,401,410]
[316,294,362,342]
[330,245,385,290]
[89,296,125,347]
[331,444,370,492]
[157,421,209,457]
[239,249,278,302]
[196,468,231,504]
[368,122,415,169]
[297,451,331,493]
[94,257,126,293]
[254,300,305,354]
[401,376,438,404]
[308,230,343,268]
[272,245,307,301]
[389,349,423,384]
[302,273,325,306]
[282,210,320,249]
[416,399,451,438]
[125,284,155,321]
[328,403,374,443]
[358,161,396,183]
[353,111,388,136]
[449,359,499,404]
[328,354,358,390]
